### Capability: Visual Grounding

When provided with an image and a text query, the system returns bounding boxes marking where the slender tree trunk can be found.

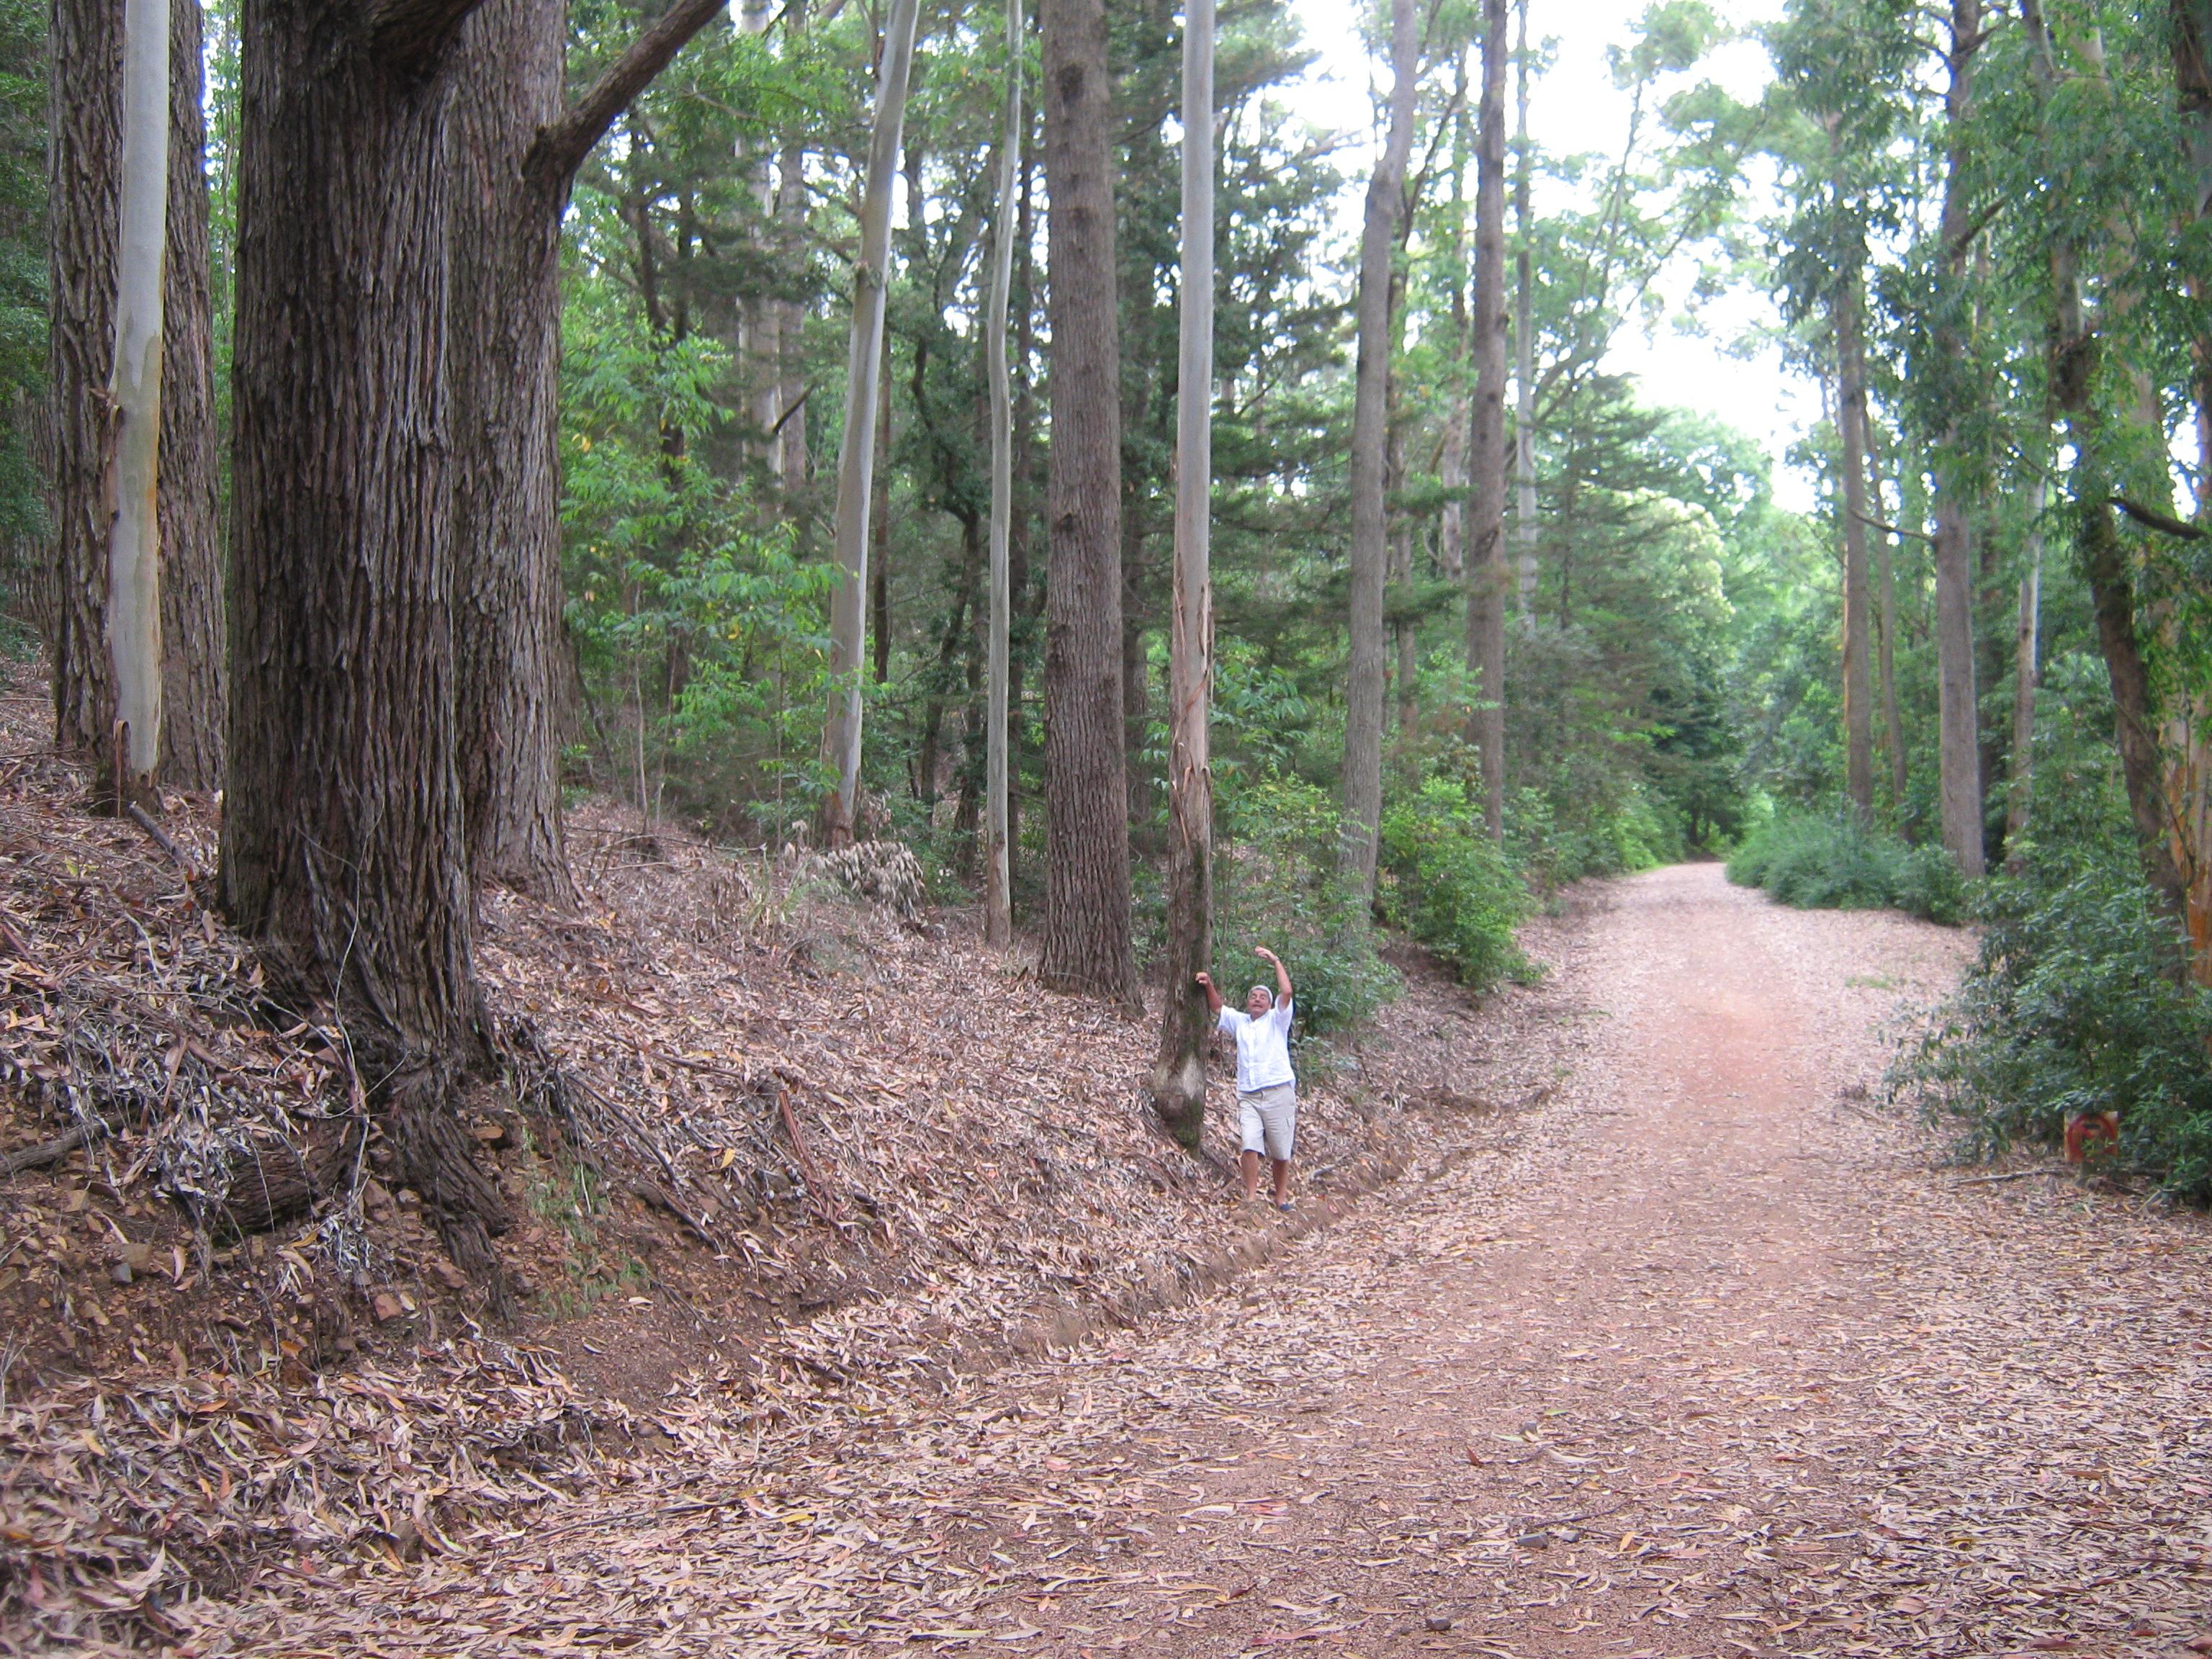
[1465,0,1510,842]
[159,0,222,791]
[1928,0,1984,876]
[1038,0,1136,1004]
[1340,0,1416,892]
[819,0,921,848]
[222,0,505,1274]
[1865,424,1907,814]
[984,0,1020,948]
[1150,0,1213,1144]
[50,0,220,803]
[1835,255,1875,820]
[869,341,893,682]
[2005,479,2043,850]
[1511,0,1537,621]
[775,127,811,500]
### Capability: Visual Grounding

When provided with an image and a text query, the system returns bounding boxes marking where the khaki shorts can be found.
[1238,1082,1298,1161]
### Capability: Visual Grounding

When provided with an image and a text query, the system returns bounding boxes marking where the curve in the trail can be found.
[202,864,2212,1659]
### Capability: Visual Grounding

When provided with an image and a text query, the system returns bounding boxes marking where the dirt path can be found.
[199,865,2212,1659]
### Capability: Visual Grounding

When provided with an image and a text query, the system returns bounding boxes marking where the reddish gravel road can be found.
[202,863,2212,1659]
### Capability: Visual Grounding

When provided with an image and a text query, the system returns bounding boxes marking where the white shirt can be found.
[1218,998,1295,1093]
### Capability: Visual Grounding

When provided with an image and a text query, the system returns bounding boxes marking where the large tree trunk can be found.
[1464,0,1509,842]
[1038,0,1136,1004]
[1339,0,1416,892]
[449,0,575,901]
[49,0,220,803]
[2020,0,2186,923]
[1835,256,1875,820]
[221,0,505,1272]
[1511,0,1537,621]
[2171,0,2212,979]
[819,0,920,847]
[158,0,223,791]
[1149,0,1213,1146]
[984,0,1020,948]
[1928,0,1984,877]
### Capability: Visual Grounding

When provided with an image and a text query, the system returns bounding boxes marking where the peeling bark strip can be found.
[222,0,503,1268]
[1038,0,1136,1004]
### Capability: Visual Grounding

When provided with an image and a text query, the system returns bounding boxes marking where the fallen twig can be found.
[123,801,202,886]
[0,1122,107,1179]
[1955,1166,2069,1185]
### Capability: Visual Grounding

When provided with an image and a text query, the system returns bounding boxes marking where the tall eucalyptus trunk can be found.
[1039,0,1136,1002]
[1835,255,1875,820]
[819,0,922,847]
[1928,0,1984,876]
[2005,479,2044,850]
[1511,0,1537,619]
[1339,0,1418,892]
[2170,0,2212,978]
[1150,0,1214,1146]
[1464,0,1509,841]
[984,0,1020,948]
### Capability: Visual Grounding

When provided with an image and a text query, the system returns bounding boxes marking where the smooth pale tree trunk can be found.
[1038,0,1136,1004]
[1511,0,1537,620]
[449,0,729,898]
[1149,0,1214,1147]
[103,0,168,799]
[819,0,921,848]
[775,132,811,499]
[1437,60,1469,588]
[1929,0,1984,876]
[158,0,222,791]
[222,0,505,1274]
[2020,0,2185,922]
[1465,0,1510,842]
[984,0,1020,948]
[1835,257,1875,820]
[2005,480,2044,850]
[49,0,220,803]
[1339,0,1417,893]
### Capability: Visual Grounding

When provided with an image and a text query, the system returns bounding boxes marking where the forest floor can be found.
[176,863,2212,1659]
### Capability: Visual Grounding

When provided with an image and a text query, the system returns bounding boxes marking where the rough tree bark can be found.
[1835,252,1875,820]
[819,0,920,847]
[2170,0,2212,978]
[449,0,729,899]
[1340,0,1417,893]
[2005,478,2043,850]
[1928,0,1984,876]
[222,0,506,1272]
[48,0,221,802]
[1148,0,1213,1146]
[984,0,1020,948]
[1038,0,1136,1003]
[1465,0,1510,842]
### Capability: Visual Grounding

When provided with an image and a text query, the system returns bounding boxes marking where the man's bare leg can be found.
[1241,1148,1262,1201]
[1272,1159,1291,1207]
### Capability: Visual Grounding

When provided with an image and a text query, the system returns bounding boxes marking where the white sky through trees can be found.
[1282,0,1822,511]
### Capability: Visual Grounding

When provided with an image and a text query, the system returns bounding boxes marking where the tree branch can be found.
[1853,509,1935,544]
[2111,496,2208,540]
[527,0,732,196]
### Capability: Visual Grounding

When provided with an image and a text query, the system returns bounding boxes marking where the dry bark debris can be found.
[0,659,1550,1649]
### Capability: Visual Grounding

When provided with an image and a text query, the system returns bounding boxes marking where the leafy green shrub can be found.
[1213,770,1398,1038]
[1727,812,1962,924]
[1894,858,2212,1205]
[1380,778,1534,991]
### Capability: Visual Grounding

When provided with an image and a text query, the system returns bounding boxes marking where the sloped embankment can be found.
[0,661,1574,1649]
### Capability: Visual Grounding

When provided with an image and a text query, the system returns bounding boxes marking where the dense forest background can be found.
[1,0,2207,1195]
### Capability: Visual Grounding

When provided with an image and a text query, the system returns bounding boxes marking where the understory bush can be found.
[1726,811,1963,925]
[1213,770,1398,1037]
[1894,858,2212,1205]
[1380,778,1534,991]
